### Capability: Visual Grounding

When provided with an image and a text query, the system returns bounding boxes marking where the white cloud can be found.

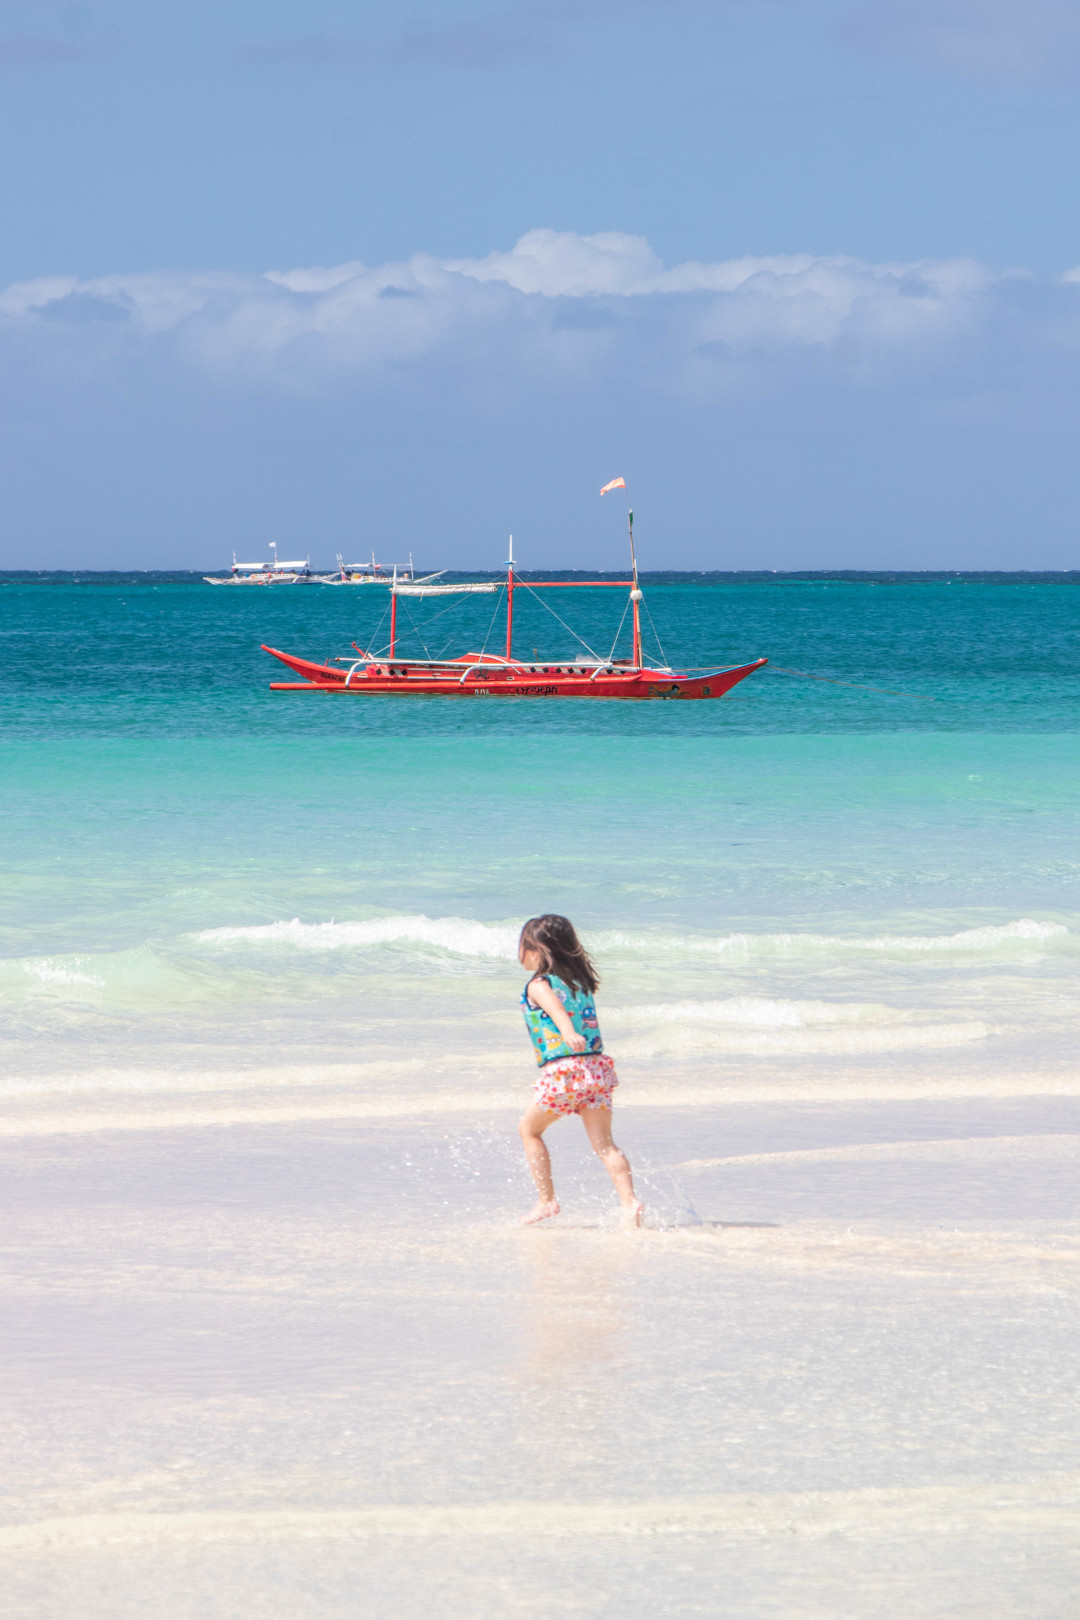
[0,269,251,330]
[0,229,1074,405]
[447,230,669,295]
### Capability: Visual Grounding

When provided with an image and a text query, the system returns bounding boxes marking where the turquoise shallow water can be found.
[3,571,1079,1092]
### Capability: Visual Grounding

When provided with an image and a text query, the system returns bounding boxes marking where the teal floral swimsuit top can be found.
[521,974,603,1067]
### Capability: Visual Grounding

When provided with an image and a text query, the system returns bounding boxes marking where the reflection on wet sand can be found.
[511,1233,633,1391]
[507,1232,638,1494]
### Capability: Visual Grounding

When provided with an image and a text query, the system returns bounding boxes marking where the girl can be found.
[517,914,643,1227]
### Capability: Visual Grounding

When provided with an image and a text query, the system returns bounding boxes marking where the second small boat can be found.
[322,552,444,586]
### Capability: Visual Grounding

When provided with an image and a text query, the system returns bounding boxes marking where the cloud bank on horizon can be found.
[6,227,1080,571]
[5,228,1079,400]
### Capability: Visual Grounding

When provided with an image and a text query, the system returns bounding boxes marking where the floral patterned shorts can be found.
[534,1053,618,1116]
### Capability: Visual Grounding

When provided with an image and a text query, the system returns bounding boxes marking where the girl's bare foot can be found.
[521,1199,561,1225]
[620,1200,644,1228]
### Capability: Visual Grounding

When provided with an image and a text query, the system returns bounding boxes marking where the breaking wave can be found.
[1,916,1067,1030]
[194,914,1069,962]
[608,998,904,1030]
[604,997,993,1057]
[597,918,1070,958]
[196,915,521,959]
[16,959,103,988]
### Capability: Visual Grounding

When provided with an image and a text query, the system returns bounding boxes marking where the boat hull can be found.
[262,647,768,700]
[204,574,316,585]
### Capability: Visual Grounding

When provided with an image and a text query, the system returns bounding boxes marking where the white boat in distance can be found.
[204,544,318,585]
[203,545,443,587]
[321,552,444,587]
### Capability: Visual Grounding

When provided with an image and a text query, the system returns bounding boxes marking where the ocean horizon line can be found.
[4,568,1080,585]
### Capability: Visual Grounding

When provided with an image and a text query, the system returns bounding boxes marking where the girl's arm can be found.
[527,976,587,1052]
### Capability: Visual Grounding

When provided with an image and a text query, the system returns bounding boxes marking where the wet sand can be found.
[1,1087,1078,1618]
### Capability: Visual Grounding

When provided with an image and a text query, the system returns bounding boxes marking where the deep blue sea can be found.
[3,570,1079,1096]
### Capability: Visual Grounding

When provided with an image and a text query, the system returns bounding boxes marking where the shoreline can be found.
[2,1067,1080,1138]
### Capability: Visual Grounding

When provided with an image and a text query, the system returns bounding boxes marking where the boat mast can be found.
[390,565,398,656]
[506,534,514,660]
[628,509,643,667]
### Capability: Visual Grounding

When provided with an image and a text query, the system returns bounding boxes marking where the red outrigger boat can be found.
[263,517,767,701]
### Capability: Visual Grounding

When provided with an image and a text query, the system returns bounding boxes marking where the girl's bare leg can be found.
[582,1108,643,1226]
[518,1105,562,1224]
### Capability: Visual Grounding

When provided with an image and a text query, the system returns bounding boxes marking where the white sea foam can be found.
[193,914,1069,963]
[0,916,1064,1087]
[608,998,903,1031]
[195,915,520,959]
[187,913,1075,972]
[607,993,994,1056]
[0,945,225,1008]
[793,919,1068,953]
[17,959,103,988]
[0,952,107,991]
[596,918,1070,957]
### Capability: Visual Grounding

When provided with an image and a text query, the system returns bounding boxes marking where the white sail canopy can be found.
[393,581,500,597]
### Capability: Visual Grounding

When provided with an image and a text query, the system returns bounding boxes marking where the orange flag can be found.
[600,477,626,496]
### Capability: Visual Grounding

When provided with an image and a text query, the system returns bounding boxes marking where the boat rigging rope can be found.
[640,594,670,669]
[365,585,506,660]
[433,589,494,659]
[605,593,631,663]
[516,580,605,663]
[470,585,506,661]
[363,596,391,657]
[389,590,483,657]
[396,594,432,658]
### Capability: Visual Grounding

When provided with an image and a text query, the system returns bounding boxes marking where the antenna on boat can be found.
[390,564,398,657]
[601,476,642,666]
[506,534,514,660]
[628,508,643,668]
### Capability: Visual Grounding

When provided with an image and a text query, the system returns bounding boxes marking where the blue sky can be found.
[3,0,1080,569]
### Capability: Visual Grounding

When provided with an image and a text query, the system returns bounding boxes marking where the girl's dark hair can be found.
[519,914,598,995]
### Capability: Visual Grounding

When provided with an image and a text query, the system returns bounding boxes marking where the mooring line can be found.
[766,666,936,700]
